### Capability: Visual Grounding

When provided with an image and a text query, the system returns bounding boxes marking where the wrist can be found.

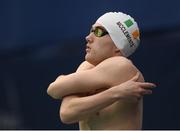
[104,86,121,101]
[108,85,123,100]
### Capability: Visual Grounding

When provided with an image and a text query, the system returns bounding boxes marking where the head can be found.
[85,12,140,65]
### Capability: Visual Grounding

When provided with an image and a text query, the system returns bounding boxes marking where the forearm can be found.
[47,74,79,99]
[60,87,118,123]
[47,70,109,99]
[47,61,95,99]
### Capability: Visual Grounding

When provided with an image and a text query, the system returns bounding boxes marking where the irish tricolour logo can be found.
[124,19,140,39]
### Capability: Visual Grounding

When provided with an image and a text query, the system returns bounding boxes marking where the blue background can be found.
[0,0,180,129]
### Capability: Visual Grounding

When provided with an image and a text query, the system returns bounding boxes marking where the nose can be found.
[85,33,94,43]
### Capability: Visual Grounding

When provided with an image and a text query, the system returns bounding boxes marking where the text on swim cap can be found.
[116,21,135,47]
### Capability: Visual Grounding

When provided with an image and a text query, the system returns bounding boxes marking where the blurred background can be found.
[1,0,180,129]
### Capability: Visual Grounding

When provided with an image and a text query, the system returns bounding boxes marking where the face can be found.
[85,23,120,65]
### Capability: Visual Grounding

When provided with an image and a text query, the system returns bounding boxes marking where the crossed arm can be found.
[47,69,108,99]
[59,59,155,124]
[60,84,122,124]
[47,57,137,99]
[47,57,155,124]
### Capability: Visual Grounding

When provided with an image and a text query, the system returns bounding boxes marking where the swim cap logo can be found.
[117,19,140,47]
[124,19,140,39]
[124,19,133,28]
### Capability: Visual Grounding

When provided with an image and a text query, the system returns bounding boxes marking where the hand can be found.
[113,72,156,101]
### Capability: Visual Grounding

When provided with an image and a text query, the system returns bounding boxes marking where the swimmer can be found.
[47,12,156,130]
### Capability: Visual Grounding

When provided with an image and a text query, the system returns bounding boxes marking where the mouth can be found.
[86,45,91,53]
[86,48,91,53]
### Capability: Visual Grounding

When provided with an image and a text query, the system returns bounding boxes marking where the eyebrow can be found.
[91,25,107,31]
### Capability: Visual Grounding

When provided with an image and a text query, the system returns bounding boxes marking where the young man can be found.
[47,12,156,130]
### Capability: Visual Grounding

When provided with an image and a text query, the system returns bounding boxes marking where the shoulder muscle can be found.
[93,56,140,86]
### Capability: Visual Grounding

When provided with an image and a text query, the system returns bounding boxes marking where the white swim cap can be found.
[96,12,140,57]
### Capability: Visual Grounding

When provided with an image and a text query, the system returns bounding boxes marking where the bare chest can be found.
[79,100,142,130]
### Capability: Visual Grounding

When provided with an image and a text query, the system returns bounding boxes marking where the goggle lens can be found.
[90,27,108,37]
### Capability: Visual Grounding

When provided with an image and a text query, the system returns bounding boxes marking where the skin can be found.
[85,24,120,65]
[47,23,156,130]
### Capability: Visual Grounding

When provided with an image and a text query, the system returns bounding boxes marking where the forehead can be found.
[93,22,102,27]
[92,22,106,29]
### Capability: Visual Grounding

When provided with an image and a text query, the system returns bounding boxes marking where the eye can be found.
[94,28,103,37]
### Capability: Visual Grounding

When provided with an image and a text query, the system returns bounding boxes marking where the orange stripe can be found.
[132,30,139,39]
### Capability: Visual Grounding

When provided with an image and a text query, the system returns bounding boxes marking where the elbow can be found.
[59,107,78,124]
[47,83,61,99]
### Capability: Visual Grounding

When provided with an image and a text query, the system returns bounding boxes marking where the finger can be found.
[141,89,152,95]
[131,72,140,81]
[139,82,156,89]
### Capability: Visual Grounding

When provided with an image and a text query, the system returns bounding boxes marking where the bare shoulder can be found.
[94,56,144,85]
[96,56,135,71]
[77,61,95,72]
[78,61,94,68]
[106,56,144,82]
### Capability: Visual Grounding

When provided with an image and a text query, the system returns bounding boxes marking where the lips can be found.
[86,48,90,52]
[86,45,91,52]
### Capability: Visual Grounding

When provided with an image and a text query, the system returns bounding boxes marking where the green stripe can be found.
[124,19,133,28]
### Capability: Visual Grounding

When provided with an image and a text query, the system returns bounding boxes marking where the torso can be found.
[79,98,143,130]
[79,56,144,130]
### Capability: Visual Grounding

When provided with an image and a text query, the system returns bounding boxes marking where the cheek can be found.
[94,45,113,60]
[91,39,115,57]
[99,42,114,55]
[90,43,101,55]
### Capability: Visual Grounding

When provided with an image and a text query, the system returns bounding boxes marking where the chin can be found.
[85,56,92,64]
[85,55,96,65]
[85,54,89,61]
